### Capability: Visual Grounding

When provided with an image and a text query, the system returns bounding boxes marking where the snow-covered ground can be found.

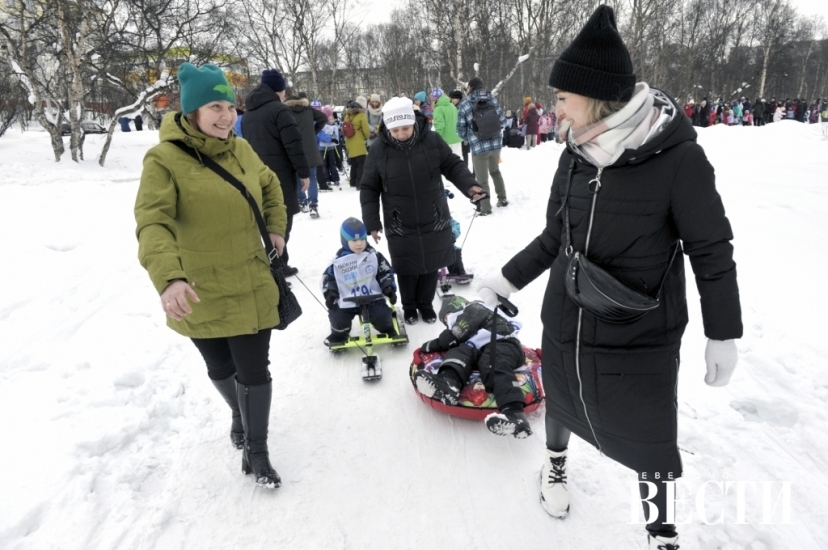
[1,121,826,550]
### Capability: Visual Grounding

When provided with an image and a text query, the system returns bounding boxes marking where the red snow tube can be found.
[409,347,545,420]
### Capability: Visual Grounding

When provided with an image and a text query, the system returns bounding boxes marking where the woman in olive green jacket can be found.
[343,99,371,187]
[135,63,286,489]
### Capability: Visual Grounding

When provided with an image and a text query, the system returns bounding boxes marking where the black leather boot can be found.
[211,376,244,449]
[236,380,281,488]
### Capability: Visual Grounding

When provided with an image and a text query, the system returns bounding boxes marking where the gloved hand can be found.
[704,339,738,387]
[477,270,518,308]
[422,330,459,353]
[325,292,339,309]
[382,286,397,305]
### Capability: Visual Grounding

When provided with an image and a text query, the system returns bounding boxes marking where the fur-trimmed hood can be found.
[284,97,310,108]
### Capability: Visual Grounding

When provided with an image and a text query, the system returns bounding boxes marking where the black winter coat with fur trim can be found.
[360,113,478,275]
[502,91,742,476]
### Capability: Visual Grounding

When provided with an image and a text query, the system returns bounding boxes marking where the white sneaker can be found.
[540,448,569,518]
[648,534,680,549]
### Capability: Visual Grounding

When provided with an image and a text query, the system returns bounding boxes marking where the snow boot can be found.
[299,200,309,213]
[236,380,281,489]
[414,370,460,406]
[648,534,680,550]
[485,408,533,439]
[420,308,437,323]
[540,448,569,518]
[309,204,319,218]
[404,308,419,325]
[210,375,244,449]
[497,199,509,207]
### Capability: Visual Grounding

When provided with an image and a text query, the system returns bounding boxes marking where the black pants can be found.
[350,155,366,188]
[191,329,272,386]
[328,300,395,336]
[398,272,438,312]
[441,337,526,409]
[282,214,294,267]
[545,416,677,538]
[321,148,340,184]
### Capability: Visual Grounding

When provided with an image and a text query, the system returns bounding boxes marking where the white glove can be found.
[704,339,738,387]
[477,271,518,308]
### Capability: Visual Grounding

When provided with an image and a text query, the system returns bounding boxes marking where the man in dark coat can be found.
[243,69,309,275]
[284,93,327,216]
[753,99,765,126]
[360,97,482,324]
[699,98,711,127]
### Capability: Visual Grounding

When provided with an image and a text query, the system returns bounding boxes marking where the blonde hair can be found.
[584,97,628,125]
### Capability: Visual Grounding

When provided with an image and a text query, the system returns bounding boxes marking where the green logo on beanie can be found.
[214,83,235,101]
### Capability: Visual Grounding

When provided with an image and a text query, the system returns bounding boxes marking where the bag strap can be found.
[171,140,282,266]
[560,155,680,299]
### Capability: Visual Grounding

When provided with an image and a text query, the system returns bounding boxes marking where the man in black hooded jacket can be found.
[243,69,309,275]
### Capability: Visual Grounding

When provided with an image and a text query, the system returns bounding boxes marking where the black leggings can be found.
[546,413,676,537]
[191,329,272,386]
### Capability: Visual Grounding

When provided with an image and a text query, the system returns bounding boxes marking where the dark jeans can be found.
[440,337,526,409]
[350,155,366,188]
[328,300,395,336]
[191,329,272,386]
[398,272,438,312]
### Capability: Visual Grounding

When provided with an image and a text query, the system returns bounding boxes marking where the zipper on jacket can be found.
[575,165,604,454]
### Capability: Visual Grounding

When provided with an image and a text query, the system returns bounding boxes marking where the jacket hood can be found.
[158,111,235,158]
[285,97,310,109]
[435,95,451,108]
[245,83,280,111]
[569,86,696,166]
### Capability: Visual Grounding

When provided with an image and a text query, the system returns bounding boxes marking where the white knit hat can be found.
[382,97,416,129]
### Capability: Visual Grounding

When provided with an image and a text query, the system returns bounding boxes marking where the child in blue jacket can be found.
[322,218,398,345]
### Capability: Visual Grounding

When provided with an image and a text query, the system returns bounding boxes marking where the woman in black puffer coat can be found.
[360,97,482,324]
[478,7,742,550]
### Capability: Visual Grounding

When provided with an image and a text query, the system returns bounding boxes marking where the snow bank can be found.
[0,121,826,549]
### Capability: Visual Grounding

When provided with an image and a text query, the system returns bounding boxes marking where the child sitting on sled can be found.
[414,295,532,438]
[322,218,398,345]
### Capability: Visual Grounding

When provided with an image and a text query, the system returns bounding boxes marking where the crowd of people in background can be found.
[683,96,828,127]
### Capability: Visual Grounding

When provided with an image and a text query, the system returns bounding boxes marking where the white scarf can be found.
[569,83,660,167]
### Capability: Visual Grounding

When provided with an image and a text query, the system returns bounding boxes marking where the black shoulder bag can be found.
[172,141,302,330]
[561,159,680,324]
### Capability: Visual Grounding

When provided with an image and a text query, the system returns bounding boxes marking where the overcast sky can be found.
[365,0,825,29]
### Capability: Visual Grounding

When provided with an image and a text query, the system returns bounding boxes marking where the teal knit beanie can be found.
[178,63,236,115]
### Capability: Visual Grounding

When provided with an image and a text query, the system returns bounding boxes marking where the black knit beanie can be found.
[548,5,636,102]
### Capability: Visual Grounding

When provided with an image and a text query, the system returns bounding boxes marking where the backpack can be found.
[471,97,501,139]
[342,118,356,138]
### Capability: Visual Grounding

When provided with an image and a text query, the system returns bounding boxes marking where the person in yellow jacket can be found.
[135,63,286,489]
[343,96,371,187]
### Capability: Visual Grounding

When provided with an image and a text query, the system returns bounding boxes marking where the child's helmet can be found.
[438,295,469,325]
[340,217,368,248]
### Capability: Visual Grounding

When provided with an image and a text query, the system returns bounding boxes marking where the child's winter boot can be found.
[414,370,460,405]
[485,407,533,438]
[540,448,569,518]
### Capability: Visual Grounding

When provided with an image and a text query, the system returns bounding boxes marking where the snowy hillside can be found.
[1,121,827,549]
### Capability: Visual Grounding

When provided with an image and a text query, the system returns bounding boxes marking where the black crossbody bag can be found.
[172,140,302,330]
[561,159,679,324]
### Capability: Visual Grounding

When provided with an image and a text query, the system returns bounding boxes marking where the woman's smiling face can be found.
[553,89,590,130]
[194,101,238,139]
